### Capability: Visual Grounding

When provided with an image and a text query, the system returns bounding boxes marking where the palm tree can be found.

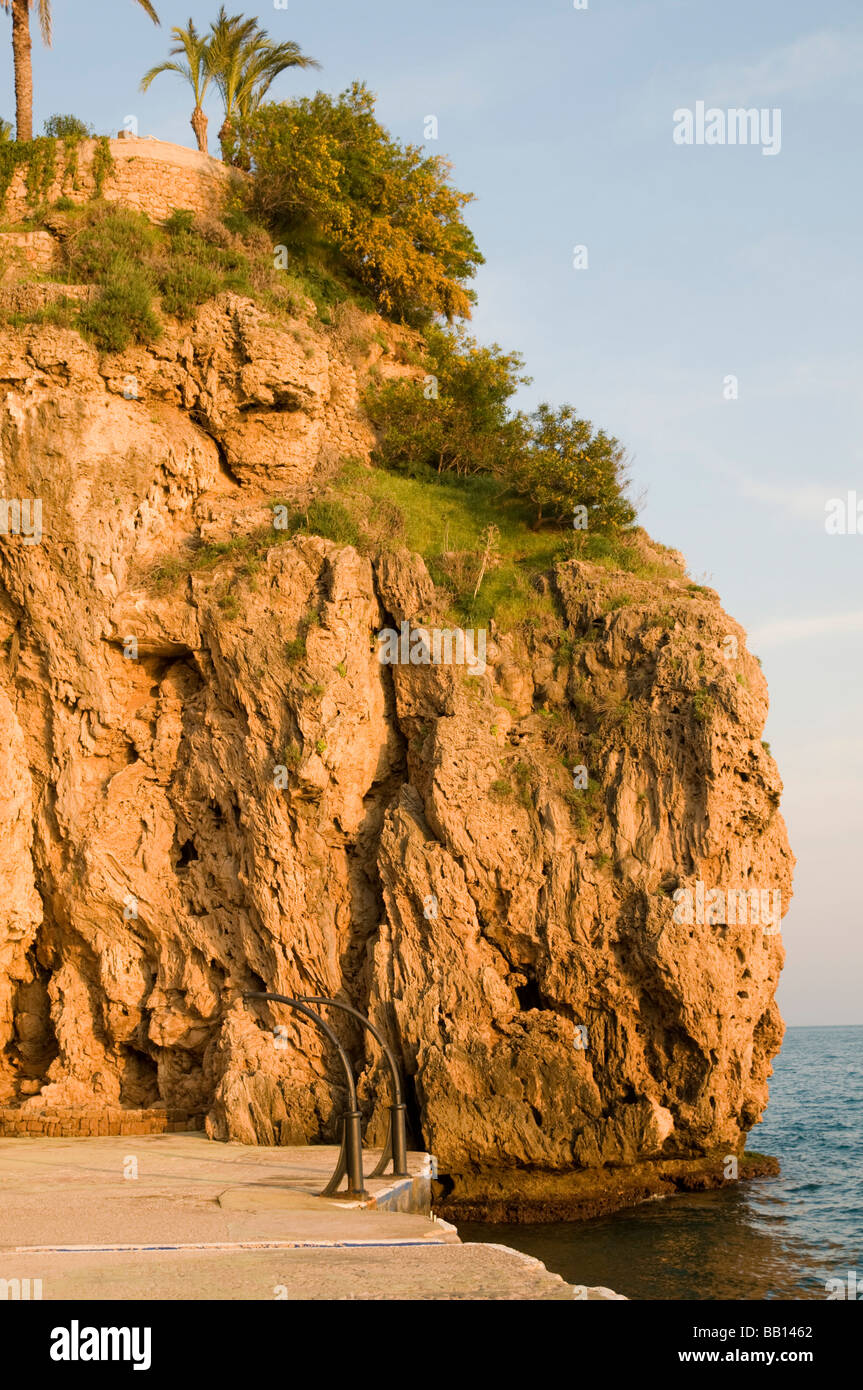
[203,8,259,163]
[235,37,319,121]
[2,0,160,143]
[206,6,318,165]
[141,19,212,154]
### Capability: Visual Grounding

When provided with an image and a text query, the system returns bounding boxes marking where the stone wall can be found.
[0,1106,204,1137]
[0,229,56,271]
[2,135,244,226]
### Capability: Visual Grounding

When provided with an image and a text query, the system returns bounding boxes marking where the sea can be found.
[458,1025,863,1300]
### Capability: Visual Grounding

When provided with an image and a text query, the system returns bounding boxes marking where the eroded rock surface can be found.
[0,296,793,1210]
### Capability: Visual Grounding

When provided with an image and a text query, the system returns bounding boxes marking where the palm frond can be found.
[232,37,320,119]
[206,8,272,116]
[140,20,211,103]
[36,0,52,45]
[140,59,187,93]
[133,0,160,23]
[264,40,321,71]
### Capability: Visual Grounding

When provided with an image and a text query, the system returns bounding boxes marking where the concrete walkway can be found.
[0,1135,623,1300]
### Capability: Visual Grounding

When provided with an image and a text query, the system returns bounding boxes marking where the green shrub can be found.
[79,256,160,352]
[691,690,715,724]
[364,330,635,535]
[566,793,591,834]
[364,324,527,480]
[513,761,534,802]
[284,606,322,664]
[159,258,222,319]
[564,775,602,835]
[510,403,637,530]
[297,499,362,547]
[23,136,56,207]
[64,207,159,283]
[222,204,254,238]
[43,114,93,139]
[244,82,483,324]
[55,203,264,345]
[163,208,196,237]
[281,256,357,321]
[92,136,114,198]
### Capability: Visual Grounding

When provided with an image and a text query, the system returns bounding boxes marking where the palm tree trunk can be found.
[190,107,208,154]
[218,117,234,164]
[11,0,33,142]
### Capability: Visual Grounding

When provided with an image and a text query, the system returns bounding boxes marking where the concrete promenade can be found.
[0,1135,624,1301]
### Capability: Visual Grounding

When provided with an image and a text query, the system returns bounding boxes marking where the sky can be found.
[3,0,860,1026]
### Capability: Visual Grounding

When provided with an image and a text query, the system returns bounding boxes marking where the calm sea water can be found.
[459,1025,863,1299]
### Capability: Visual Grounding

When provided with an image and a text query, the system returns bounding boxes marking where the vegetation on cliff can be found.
[235,86,637,554]
[362,329,636,531]
[243,83,482,324]
[0,0,637,585]
[0,127,113,214]
[0,60,644,629]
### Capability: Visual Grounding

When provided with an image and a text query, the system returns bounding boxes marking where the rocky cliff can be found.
[0,279,793,1216]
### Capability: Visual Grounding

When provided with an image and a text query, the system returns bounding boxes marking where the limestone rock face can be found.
[0,299,792,1197]
[368,567,791,1176]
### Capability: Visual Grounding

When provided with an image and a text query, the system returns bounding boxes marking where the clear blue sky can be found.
[5,0,861,1025]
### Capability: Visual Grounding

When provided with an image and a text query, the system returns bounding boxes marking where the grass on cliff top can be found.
[325,464,558,627]
[147,461,679,634]
[3,201,358,352]
[289,461,681,630]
